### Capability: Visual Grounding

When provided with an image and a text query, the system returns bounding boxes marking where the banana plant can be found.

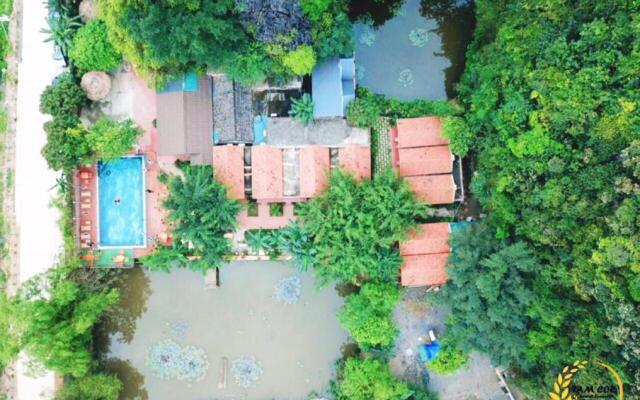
[40,5,82,58]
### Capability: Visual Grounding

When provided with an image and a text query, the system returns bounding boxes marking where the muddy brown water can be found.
[96,262,348,400]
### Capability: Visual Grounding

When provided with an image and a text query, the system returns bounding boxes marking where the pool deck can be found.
[75,75,174,267]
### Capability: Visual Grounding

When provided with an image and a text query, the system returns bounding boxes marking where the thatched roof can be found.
[81,71,111,101]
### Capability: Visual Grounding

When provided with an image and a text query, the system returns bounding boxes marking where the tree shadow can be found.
[102,358,149,400]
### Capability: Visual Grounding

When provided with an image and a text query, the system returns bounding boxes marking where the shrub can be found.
[42,115,92,172]
[55,373,122,400]
[300,0,333,21]
[289,93,314,126]
[69,20,122,74]
[426,342,469,375]
[312,12,354,60]
[39,73,87,117]
[337,357,412,400]
[338,283,400,348]
[441,116,473,156]
[86,118,141,161]
[279,222,316,272]
[281,45,316,75]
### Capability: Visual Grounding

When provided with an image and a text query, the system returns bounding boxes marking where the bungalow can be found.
[311,57,356,118]
[400,223,451,287]
[156,74,214,165]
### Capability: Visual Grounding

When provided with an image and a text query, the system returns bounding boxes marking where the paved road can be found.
[13,0,64,397]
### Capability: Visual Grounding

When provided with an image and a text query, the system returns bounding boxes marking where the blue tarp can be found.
[418,341,441,362]
[253,116,267,144]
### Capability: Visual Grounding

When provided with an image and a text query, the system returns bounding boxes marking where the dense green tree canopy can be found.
[442,0,640,394]
[39,73,87,118]
[141,165,241,273]
[296,168,427,285]
[54,373,122,400]
[98,0,354,86]
[86,118,141,162]
[338,282,400,349]
[14,264,119,377]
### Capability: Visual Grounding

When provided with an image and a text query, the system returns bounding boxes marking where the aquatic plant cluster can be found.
[146,339,210,382]
[274,276,302,305]
[409,28,429,47]
[231,357,263,388]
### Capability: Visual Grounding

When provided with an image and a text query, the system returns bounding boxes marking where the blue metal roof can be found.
[312,58,355,118]
[159,71,199,93]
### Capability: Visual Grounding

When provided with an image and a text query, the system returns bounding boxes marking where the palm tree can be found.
[40,6,82,58]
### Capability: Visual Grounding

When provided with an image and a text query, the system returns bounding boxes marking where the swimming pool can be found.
[97,156,146,248]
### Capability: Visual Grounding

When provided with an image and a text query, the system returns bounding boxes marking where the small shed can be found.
[312,57,356,118]
[400,223,452,287]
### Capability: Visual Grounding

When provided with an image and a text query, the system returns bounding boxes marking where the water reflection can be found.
[102,358,149,400]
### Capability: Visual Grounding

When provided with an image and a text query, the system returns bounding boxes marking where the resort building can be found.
[400,223,451,287]
[213,144,371,230]
[390,117,464,204]
[156,74,214,165]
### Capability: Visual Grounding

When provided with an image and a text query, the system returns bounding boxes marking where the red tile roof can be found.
[212,145,245,200]
[300,146,330,198]
[400,253,449,286]
[405,174,456,205]
[339,145,371,180]
[252,145,283,199]
[397,117,448,148]
[397,145,453,176]
[401,223,451,256]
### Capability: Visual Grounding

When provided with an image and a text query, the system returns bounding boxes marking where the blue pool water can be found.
[98,157,146,247]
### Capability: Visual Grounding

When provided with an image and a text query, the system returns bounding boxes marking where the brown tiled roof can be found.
[396,117,448,148]
[157,76,213,164]
[252,145,283,199]
[401,253,449,286]
[397,145,453,176]
[299,146,330,198]
[405,174,456,205]
[338,145,371,180]
[401,223,451,256]
[213,145,245,200]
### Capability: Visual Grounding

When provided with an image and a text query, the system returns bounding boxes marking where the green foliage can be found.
[69,20,122,74]
[0,291,19,374]
[297,168,427,285]
[15,264,119,377]
[99,0,349,86]
[289,93,314,126]
[300,0,333,21]
[281,45,316,75]
[337,357,412,400]
[142,165,241,273]
[338,283,400,349]
[41,5,82,57]
[347,0,405,27]
[441,116,472,156]
[55,373,122,400]
[41,115,92,172]
[434,224,538,369]
[245,229,282,259]
[407,385,439,400]
[347,87,458,129]
[39,74,87,118]
[279,222,316,272]
[426,341,469,375]
[452,0,640,394]
[85,118,141,161]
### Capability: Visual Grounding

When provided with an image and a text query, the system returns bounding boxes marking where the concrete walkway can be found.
[13,0,64,397]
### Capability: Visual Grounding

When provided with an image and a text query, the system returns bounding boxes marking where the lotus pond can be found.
[96,261,348,399]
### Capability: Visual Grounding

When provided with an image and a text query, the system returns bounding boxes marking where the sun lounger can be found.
[80,225,91,232]
[80,233,91,240]
[79,171,93,179]
[81,242,90,249]
[81,203,91,209]
[81,191,91,197]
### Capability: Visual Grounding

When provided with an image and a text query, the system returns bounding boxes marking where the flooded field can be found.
[354,0,474,100]
[96,262,348,400]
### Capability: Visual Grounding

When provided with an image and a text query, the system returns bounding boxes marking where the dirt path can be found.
[0,0,23,397]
